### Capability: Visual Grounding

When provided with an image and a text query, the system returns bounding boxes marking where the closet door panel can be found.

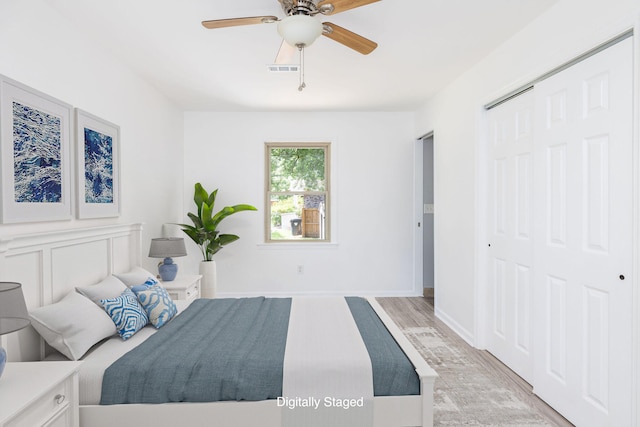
[532,37,633,427]
[486,90,535,383]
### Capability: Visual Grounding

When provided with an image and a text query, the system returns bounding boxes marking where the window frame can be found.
[264,142,331,243]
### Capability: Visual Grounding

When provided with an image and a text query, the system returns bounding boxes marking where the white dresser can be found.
[0,361,81,427]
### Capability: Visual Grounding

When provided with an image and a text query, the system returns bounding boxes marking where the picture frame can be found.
[75,108,120,218]
[0,75,73,223]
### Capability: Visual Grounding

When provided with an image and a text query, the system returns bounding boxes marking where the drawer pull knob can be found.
[55,394,66,405]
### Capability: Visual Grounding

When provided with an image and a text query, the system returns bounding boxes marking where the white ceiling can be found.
[49,0,558,112]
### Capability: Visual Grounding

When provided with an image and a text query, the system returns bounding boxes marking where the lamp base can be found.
[158,257,178,281]
[0,346,6,379]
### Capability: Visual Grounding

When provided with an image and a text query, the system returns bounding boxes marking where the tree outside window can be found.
[265,142,330,242]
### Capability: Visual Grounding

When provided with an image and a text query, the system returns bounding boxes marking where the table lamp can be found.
[148,237,187,281]
[0,282,30,379]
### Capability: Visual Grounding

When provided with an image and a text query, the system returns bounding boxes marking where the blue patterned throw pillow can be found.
[133,284,177,328]
[100,289,149,340]
[130,277,159,293]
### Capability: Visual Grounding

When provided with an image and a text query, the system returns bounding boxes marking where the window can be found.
[265,142,330,242]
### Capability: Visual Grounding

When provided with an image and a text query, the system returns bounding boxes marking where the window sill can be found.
[257,242,339,249]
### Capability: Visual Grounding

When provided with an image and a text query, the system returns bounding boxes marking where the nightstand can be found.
[0,361,81,427]
[161,274,202,301]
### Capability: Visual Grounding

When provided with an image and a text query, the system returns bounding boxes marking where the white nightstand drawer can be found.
[5,376,72,427]
[161,275,201,301]
[0,362,80,427]
[184,282,199,300]
[42,407,71,427]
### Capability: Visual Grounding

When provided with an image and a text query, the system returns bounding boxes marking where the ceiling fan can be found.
[201,0,380,61]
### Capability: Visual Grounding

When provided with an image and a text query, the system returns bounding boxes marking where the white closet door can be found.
[532,38,633,427]
[486,90,535,383]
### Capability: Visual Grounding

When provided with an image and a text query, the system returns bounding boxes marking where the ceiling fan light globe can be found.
[277,15,323,47]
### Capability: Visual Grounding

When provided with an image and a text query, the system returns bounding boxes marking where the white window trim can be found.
[264,140,337,244]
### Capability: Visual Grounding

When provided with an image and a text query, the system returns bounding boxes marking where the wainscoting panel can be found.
[0,223,143,361]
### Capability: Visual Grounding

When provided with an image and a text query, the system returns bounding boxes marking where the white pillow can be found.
[114,266,158,288]
[29,291,116,360]
[76,275,127,305]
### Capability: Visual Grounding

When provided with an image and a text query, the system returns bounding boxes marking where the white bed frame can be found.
[0,224,437,427]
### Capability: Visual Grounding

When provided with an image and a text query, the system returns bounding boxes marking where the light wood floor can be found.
[377,297,574,427]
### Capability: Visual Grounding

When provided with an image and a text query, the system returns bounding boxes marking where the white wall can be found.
[415,0,640,343]
[183,112,419,296]
[0,0,184,275]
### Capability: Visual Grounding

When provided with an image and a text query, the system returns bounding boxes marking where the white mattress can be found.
[47,300,192,405]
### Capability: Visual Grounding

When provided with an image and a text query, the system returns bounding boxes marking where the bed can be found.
[0,224,437,427]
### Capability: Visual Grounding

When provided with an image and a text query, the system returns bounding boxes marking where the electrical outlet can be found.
[297,265,304,274]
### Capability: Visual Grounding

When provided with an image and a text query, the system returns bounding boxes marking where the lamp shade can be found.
[0,282,30,336]
[148,238,187,258]
[277,15,323,47]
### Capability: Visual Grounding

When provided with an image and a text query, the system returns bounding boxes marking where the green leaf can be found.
[211,206,234,228]
[207,189,218,209]
[218,234,240,246]
[202,201,215,231]
[179,226,199,245]
[194,183,208,217]
[211,204,257,229]
[187,212,202,229]
[234,204,258,211]
[206,240,222,259]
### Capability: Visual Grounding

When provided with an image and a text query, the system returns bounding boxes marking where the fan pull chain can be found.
[297,44,306,91]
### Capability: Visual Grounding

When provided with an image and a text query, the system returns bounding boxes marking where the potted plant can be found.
[178,183,257,297]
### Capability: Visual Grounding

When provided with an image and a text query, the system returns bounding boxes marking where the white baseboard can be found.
[217,290,425,298]
[434,306,476,347]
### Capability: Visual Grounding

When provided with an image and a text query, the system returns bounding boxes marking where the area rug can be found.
[402,326,553,426]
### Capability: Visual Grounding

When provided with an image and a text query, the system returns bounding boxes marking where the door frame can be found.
[631,16,640,426]
[414,131,434,296]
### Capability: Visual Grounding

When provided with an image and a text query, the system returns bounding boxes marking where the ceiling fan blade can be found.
[274,40,298,64]
[317,0,380,15]
[202,16,278,29]
[322,22,377,55]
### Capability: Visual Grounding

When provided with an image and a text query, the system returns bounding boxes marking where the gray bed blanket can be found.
[101,297,291,404]
[100,296,419,405]
[345,297,420,396]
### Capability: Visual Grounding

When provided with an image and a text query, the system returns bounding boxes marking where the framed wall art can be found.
[0,75,73,223]
[75,109,120,218]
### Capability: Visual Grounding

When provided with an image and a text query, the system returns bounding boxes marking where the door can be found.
[532,38,633,426]
[486,90,535,383]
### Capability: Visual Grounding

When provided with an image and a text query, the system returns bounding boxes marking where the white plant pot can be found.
[199,260,217,299]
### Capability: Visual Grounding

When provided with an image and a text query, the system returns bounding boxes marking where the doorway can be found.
[421,134,434,297]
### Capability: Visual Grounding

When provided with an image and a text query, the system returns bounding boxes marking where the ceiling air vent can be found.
[267,65,300,73]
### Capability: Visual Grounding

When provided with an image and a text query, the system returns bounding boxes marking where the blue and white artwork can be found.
[83,127,113,204]
[12,101,62,203]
